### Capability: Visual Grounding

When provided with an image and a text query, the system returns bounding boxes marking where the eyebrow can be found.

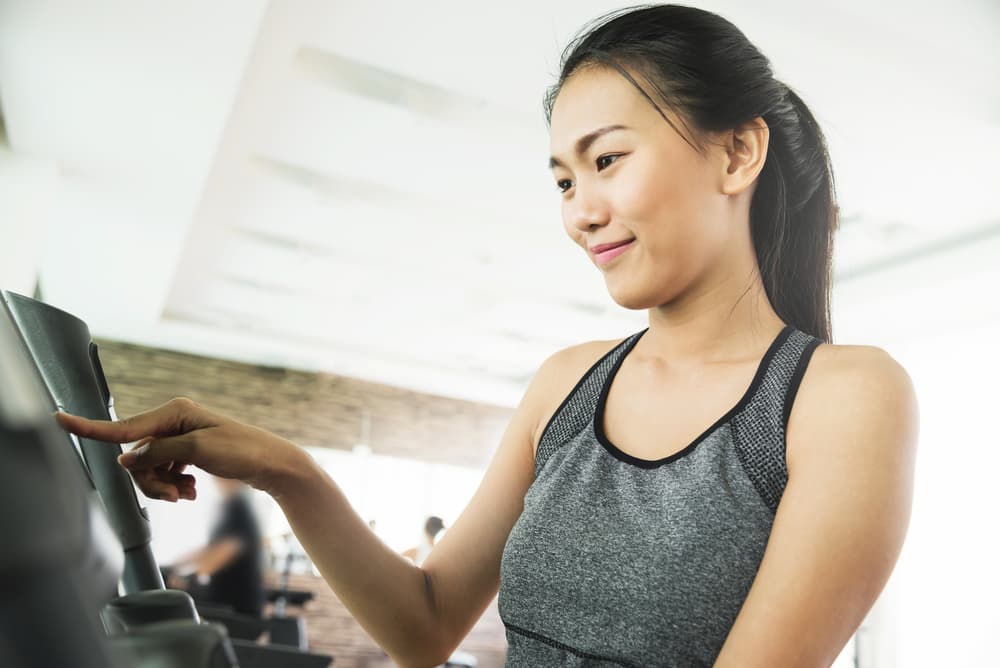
[549,124,629,169]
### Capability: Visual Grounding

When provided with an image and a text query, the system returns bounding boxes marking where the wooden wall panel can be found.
[95,339,514,469]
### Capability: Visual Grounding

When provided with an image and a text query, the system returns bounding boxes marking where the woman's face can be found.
[549,65,739,310]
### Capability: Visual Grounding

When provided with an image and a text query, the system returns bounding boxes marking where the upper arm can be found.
[714,345,919,667]
[421,339,618,648]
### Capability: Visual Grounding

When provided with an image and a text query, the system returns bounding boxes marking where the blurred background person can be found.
[164,476,265,619]
[402,515,446,566]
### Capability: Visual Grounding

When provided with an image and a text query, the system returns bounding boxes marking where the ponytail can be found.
[753,84,838,343]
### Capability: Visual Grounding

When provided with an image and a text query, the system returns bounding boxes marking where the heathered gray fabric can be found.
[498,325,821,667]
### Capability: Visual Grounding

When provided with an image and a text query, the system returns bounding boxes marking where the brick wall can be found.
[270,572,506,668]
[95,339,512,666]
[95,339,513,469]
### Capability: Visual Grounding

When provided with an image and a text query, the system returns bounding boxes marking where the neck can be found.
[642,254,784,367]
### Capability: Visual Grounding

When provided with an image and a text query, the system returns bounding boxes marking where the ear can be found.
[719,117,769,196]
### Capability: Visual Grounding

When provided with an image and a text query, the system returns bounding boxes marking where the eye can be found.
[596,153,623,171]
[555,178,573,193]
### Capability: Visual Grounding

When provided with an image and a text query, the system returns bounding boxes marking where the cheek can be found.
[614,156,676,221]
[618,153,718,237]
[648,156,704,204]
[620,160,721,271]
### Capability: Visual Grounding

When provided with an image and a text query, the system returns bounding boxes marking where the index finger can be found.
[54,412,132,443]
[54,398,209,444]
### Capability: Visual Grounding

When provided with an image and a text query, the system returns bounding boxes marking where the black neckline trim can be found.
[535,333,644,454]
[594,324,795,469]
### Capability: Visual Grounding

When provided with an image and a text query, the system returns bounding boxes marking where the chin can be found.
[605,284,659,311]
[605,272,683,311]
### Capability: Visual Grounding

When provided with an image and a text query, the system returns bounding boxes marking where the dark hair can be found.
[544,4,838,343]
[424,516,445,538]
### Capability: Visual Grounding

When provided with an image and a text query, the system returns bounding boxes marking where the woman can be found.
[58,5,918,666]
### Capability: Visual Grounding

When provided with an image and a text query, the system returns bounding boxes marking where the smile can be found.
[591,239,635,266]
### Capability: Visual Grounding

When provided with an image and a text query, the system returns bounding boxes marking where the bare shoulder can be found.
[540,337,625,375]
[788,341,919,468]
[524,337,628,453]
[803,342,915,399]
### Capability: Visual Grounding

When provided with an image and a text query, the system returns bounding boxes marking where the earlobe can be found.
[721,118,769,196]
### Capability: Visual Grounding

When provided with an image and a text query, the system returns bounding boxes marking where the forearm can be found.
[167,547,206,572]
[193,539,242,578]
[267,448,447,666]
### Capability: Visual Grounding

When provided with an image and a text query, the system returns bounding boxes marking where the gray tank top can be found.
[498,324,821,667]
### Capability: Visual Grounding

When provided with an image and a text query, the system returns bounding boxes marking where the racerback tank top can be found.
[498,324,822,667]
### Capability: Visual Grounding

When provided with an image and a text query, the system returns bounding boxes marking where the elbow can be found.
[388,632,456,668]
[393,649,452,668]
[360,619,454,668]
[389,569,459,668]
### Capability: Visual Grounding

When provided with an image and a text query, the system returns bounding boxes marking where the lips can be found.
[589,239,635,254]
[590,238,636,266]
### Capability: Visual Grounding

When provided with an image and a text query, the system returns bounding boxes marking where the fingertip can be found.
[178,479,197,501]
[157,489,179,503]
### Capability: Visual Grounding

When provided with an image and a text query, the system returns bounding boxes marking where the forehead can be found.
[549,66,665,152]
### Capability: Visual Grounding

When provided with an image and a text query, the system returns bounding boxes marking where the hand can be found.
[167,573,190,590]
[55,397,297,502]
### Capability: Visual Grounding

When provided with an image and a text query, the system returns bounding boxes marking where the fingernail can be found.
[118,452,136,466]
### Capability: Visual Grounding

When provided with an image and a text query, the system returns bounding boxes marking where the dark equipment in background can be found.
[267,536,316,650]
[0,290,333,668]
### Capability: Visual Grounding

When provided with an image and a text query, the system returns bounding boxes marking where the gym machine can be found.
[0,290,333,668]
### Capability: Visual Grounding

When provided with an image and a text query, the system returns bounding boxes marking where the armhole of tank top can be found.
[534,332,643,461]
[782,337,823,433]
[730,330,821,514]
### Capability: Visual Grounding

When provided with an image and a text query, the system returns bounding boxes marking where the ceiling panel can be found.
[2,0,996,406]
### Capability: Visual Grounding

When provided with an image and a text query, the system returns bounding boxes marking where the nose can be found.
[564,185,610,233]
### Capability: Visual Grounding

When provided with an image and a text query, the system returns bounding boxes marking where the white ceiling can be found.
[1,0,998,406]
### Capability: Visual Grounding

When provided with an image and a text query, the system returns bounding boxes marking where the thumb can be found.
[119,434,196,471]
